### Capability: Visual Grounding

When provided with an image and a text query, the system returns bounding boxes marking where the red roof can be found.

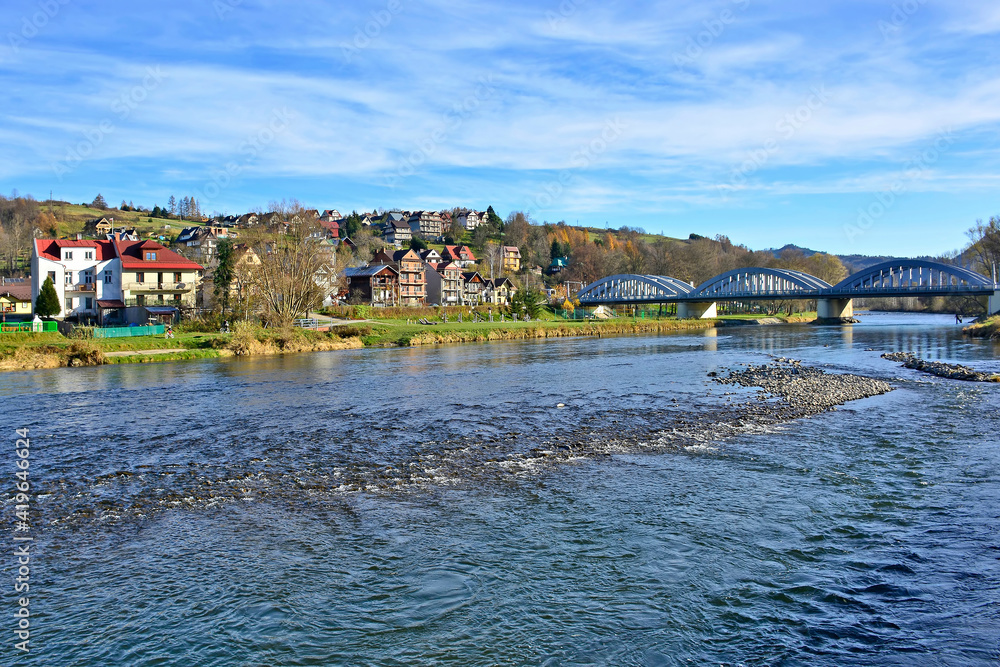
[114,239,204,271]
[34,239,116,262]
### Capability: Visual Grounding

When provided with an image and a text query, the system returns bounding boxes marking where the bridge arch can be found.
[833,259,994,292]
[692,267,832,299]
[577,274,694,304]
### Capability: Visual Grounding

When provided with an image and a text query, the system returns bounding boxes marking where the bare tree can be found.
[966,216,1000,280]
[484,241,503,281]
[241,211,331,326]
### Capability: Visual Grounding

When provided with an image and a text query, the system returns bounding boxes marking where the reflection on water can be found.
[2,312,999,666]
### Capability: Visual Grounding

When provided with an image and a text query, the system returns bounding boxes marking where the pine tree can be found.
[35,277,61,318]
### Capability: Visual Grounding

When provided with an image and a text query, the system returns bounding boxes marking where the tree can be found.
[35,277,60,318]
[91,194,108,210]
[483,241,503,281]
[241,209,330,326]
[168,196,177,216]
[486,205,503,230]
[504,211,530,249]
[409,236,428,251]
[448,213,466,243]
[966,216,1000,280]
[213,239,236,313]
[510,285,544,319]
[35,211,58,236]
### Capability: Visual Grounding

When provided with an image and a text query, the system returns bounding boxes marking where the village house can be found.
[419,248,442,263]
[371,248,425,305]
[461,271,486,306]
[485,277,516,306]
[425,261,463,306]
[115,239,204,320]
[320,209,342,222]
[502,246,522,273]
[175,225,235,266]
[441,245,477,268]
[87,217,115,236]
[344,264,399,307]
[32,238,121,323]
[0,280,32,322]
[457,210,486,230]
[319,218,340,239]
[407,210,443,238]
[383,218,412,247]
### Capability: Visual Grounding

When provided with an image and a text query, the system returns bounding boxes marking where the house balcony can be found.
[65,283,96,293]
[123,282,193,293]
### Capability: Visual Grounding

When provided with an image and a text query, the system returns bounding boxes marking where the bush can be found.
[71,326,95,339]
[65,341,105,366]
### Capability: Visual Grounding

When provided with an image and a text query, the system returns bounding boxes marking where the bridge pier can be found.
[979,290,1000,316]
[677,301,717,319]
[816,298,854,323]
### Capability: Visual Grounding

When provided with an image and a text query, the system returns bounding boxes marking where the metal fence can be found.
[93,325,166,339]
[0,321,58,333]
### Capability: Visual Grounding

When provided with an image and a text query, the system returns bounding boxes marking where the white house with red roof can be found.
[32,238,203,323]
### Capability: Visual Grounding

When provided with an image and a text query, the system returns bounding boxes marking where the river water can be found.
[2,312,999,666]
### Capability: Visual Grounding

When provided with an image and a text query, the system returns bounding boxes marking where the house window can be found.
[85,251,94,260]
[65,273,73,285]
[136,295,145,306]
[64,251,73,260]
[48,271,56,283]
[64,298,73,311]
[173,294,182,303]
[145,252,157,261]
[84,297,93,310]
[84,270,93,284]
[174,272,182,283]
[136,272,144,283]
[104,270,113,284]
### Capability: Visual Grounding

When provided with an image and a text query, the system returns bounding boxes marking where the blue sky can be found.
[2,0,999,256]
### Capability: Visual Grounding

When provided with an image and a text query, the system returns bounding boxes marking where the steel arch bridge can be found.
[577,261,998,312]
[692,268,832,300]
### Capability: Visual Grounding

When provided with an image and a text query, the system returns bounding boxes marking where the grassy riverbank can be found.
[963,315,1000,339]
[0,312,810,372]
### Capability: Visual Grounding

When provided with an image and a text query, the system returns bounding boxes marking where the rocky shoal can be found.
[881,352,1000,382]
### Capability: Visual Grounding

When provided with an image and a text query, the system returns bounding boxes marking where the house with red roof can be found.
[441,245,477,268]
[32,237,204,323]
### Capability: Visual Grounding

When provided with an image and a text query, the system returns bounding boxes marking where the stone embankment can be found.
[881,352,1000,382]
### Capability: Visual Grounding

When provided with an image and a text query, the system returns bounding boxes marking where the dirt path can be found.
[104,348,188,357]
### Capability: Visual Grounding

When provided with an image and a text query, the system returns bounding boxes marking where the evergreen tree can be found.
[91,193,108,210]
[35,277,60,318]
[486,205,503,230]
[409,236,428,251]
[213,239,235,314]
[120,200,128,211]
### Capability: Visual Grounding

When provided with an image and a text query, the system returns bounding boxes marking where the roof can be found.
[345,265,398,278]
[503,246,521,256]
[34,239,116,262]
[114,240,204,271]
[96,299,126,308]
[0,284,32,300]
[145,306,179,314]
[462,271,485,283]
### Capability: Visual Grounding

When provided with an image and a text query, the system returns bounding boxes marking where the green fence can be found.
[93,324,165,339]
[0,321,58,333]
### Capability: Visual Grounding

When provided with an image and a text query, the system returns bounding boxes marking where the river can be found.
[2,312,999,665]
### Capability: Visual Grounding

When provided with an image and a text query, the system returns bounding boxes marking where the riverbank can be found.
[0,313,811,372]
[963,315,1000,339]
